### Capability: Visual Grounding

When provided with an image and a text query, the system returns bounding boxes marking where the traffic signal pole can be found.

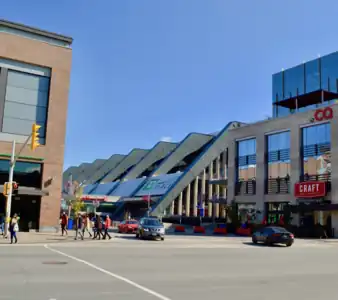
[4,134,32,238]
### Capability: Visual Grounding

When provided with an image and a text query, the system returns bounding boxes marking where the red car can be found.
[118,220,139,233]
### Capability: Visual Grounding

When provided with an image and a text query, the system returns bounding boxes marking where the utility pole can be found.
[4,123,41,238]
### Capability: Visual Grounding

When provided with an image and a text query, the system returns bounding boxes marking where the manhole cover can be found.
[42,261,68,265]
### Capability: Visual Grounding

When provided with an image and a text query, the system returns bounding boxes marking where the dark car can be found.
[252,226,294,247]
[136,217,165,241]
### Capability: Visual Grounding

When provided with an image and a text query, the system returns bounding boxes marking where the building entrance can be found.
[0,195,41,232]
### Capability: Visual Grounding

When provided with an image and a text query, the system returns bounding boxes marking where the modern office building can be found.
[0,19,73,231]
[66,51,338,236]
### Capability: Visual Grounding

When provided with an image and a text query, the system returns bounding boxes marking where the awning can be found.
[0,185,49,196]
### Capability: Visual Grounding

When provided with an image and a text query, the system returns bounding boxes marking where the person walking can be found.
[9,214,19,244]
[60,212,68,236]
[93,214,104,240]
[82,214,93,238]
[74,213,84,240]
[103,215,112,240]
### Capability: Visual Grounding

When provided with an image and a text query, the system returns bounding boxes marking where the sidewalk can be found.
[0,231,96,244]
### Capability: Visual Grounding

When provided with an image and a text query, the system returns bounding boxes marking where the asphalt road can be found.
[0,235,337,300]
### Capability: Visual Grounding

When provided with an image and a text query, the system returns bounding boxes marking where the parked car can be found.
[118,220,139,233]
[136,217,165,241]
[252,226,294,247]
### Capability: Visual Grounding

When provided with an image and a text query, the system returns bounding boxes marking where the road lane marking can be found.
[44,244,172,300]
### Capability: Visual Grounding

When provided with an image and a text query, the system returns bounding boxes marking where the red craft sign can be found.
[294,181,326,198]
[314,107,333,122]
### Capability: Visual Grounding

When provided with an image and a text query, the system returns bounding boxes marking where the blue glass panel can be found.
[284,65,304,98]
[238,139,256,156]
[305,59,320,93]
[321,52,338,92]
[267,131,290,151]
[302,123,331,146]
[272,72,283,102]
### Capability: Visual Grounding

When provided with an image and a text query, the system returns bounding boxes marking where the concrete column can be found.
[330,116,338,204]
[208,162,213,217]
[255,133,266,198]
[170,200,175,215]
[227,141,236,202]
[193,177,199,217]
[185,184,191,217]
[201,169,206,209]
[178,192,183,215]
[290,124,301,204]
[221,184,227,218]
[215,156,220,218]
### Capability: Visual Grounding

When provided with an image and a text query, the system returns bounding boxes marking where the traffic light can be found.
[12,182,18,195]
[2,182,10,196]
[31,123,41,151]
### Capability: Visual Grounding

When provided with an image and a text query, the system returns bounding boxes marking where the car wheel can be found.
[252,237,258,244]
[136,233,139,238]
[286,242,292,247]
[161,237,164,241]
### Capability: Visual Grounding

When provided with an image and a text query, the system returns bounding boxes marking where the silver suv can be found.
[136,217,165,241]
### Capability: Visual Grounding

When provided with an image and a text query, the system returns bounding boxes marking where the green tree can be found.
[66,182,85,217]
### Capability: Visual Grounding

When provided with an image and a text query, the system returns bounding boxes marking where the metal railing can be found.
[235,180,256,195]
[266,177,290,194]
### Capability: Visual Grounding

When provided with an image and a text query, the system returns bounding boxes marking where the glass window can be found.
[0,160,42,188]
[302,123,330,147]
[3,70,50,144]
[272,72,283,102]
[284,65,305,98]
[237,138,256,181]
[267,132,290,194]
[302,124,331,178]
[305,59,320,93]
[276,105,296,118]
[321,52,338,92]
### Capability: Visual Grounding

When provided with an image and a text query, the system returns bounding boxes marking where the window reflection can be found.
[237,139,256,181]
[0,160,42,188]
[321,52,338,92]
[284,65,304,98]
[272,72,283,102]
[305,59,320,93]
[302,124,331,179]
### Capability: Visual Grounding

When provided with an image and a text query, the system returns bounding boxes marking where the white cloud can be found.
[160,136,173,142]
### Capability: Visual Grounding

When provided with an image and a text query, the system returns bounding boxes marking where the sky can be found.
[2,0,338,170]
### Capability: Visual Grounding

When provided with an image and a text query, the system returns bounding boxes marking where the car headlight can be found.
[159,228,165,233]
[143,228,149,231]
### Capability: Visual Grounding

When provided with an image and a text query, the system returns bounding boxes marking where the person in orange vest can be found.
[103,215,112,240]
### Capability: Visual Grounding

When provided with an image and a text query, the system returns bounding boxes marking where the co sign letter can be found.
[314,107,333,122]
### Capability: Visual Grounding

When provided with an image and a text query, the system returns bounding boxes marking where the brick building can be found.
[0,19,72,231]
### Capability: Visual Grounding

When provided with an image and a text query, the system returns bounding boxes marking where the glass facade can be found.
[0,159,42,188]
[267,131,290,194]
[236,138,256,195]
[272,52,338,118]
[237,138,256,181]
[302,123,331,181]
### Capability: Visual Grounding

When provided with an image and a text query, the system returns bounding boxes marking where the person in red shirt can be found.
[104,215,112,240]
[61,212,68,236]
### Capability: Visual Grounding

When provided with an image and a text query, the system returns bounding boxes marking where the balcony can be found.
[266,177,290,194]
[300,173,331,192]
[235,180,256,196]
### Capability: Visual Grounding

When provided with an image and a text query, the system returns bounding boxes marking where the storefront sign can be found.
[135,173,181,196]
[314,107,333,122]
[294,181,326,198]
[81,195,107,202]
